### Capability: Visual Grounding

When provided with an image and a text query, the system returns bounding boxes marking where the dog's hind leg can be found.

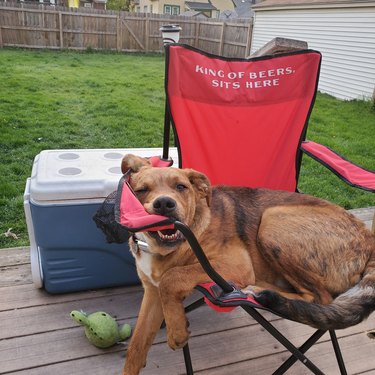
[242,281,316,302]
[256,205,340,304]
[123,283,164,375]
[250,204,375,329]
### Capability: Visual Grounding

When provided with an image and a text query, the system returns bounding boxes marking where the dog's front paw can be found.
[167,325,190,350]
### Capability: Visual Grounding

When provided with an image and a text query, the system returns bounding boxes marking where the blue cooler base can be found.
[30,201,139,294]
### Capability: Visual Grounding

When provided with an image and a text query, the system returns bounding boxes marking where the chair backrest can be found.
[164,44,321,192]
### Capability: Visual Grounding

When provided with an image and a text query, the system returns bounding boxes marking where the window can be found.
[144,5,148,12]
[164,4,180,15]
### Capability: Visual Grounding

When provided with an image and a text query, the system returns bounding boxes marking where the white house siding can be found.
[251,5,375,100]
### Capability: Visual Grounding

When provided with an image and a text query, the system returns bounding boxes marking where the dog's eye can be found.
[176,184,187,191]
[135,187,148,194]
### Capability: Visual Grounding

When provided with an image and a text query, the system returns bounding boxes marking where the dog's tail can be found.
[255,263,375,330]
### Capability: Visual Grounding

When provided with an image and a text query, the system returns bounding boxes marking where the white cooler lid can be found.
[29,148,178,203]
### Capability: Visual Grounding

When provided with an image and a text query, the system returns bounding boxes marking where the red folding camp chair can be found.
[115,44,375,374]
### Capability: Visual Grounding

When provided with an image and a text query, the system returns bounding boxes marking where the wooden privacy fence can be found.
[0,2,253,57]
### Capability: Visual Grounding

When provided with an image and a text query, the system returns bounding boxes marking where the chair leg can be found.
[241,305,325,375]
[183,298,347,374]
[273,330,327,375]
[183,343,194,375]
[185,297,206,314]
[329,330,348,375]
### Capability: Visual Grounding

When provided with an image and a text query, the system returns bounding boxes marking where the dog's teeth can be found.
[157,230,180,241]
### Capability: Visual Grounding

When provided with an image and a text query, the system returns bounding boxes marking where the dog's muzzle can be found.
[150,197,183,245]
[153,196,177,216]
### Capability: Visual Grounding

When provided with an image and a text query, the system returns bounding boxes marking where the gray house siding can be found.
[251,3,375,100]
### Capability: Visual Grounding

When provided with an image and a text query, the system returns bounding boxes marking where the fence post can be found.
[219,21,226,55]
[194,20,199,48]
[0,27,3,48]
[21,2,25,27]
[59,11,63,49]
[245,21,253,57]
[145,13,150,52]
[116,15,122,52]
[41,5,45,29]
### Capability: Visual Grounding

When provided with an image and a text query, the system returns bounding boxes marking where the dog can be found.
[121,154,375,375]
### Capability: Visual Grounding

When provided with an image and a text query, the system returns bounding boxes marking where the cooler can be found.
[24,147,178,294]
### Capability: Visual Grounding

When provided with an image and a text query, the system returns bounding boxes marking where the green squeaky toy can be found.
[70,310,131,348]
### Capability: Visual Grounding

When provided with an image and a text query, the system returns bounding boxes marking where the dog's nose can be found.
[153,196,177,215]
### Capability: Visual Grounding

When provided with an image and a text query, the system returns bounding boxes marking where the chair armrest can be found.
[301,141,375,193]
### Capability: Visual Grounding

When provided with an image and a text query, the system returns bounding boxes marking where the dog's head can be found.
[122,154,212,253]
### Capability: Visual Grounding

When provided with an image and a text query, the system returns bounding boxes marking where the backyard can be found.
[0,48,374,249]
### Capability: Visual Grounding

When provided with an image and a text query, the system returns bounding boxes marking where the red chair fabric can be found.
[166,45,321,191]
[196,282,262,313]
[301,141,375,192]
[115,156,175,232]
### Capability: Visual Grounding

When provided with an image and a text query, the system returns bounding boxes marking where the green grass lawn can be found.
[0,48,374,249]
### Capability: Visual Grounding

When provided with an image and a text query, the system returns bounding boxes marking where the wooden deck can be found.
[1,207,375,375]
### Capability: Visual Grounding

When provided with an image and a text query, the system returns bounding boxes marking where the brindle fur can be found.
[121,154,375,375]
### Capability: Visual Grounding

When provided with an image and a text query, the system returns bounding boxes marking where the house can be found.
[250,0,375,100]
[181,9,210,17]
[210,0,235,16]
[18,0,107,8]
[135,0,234,17]
[216,0,262,20]
[185,1,220,17]
[49,0,108,8]
[135,0,182,15]
[82,0,107,8]
[231,0,261,18]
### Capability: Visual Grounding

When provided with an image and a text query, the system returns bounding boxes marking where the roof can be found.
[232,0,257,6]
[181,9,210,16]
[185,1,218,10]
[219,9,238,18]
[210,0,236,11]
[253,0,375,10]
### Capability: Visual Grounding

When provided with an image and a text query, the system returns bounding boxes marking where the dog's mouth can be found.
[148,228,184,246]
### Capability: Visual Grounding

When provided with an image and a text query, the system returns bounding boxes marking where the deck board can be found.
[0,207,374,375]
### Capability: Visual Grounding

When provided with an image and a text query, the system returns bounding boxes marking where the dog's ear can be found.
[186,170,212,207]
[121,154,151,174]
